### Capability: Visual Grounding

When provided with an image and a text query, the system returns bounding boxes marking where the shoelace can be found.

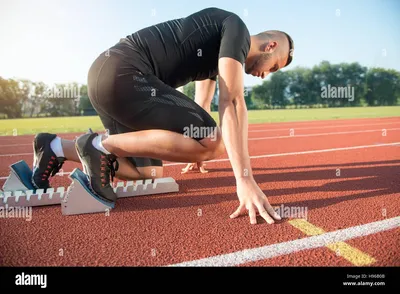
[41,156,65,181]
[100,154,119,187]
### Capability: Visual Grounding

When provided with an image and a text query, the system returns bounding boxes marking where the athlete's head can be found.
[245,30,294,79]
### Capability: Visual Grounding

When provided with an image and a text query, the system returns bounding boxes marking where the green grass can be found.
[0,106,399,136]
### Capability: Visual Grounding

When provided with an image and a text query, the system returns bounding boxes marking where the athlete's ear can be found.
[264,41,278,53]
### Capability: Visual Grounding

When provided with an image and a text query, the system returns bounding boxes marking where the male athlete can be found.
[31,7,294,225]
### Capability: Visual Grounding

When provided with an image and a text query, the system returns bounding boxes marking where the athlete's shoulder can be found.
[217,9,250,64]
[198,7,234,15]
[188,7,239,21]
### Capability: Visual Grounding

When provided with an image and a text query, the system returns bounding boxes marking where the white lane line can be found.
[249,121,400,132]
[0,152,33,158]
[163,142,400,166]
[1,142,399,179]
[0,144,32,147]
[248,117,400,128]
[167,216,400,266]
[248,128,400,140]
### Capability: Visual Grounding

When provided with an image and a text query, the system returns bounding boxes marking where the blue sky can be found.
[0,0,399,87]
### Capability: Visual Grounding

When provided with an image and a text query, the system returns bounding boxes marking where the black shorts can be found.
[87,50,217,168]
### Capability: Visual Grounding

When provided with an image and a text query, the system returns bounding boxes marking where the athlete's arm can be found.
[181,78,216,174]
[195,79,216,113]
[214,13,281,224]
[218,57,281,225]
[217,58,251,180]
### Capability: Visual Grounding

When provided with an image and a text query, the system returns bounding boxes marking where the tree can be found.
[244,86,254,109]
[269,71,290,108]
[0,77,22,118]
[78,85,96,115]
[251,80,272,109]
[287,67,317,107]
[41,83,81,116]
[366,68,400,106]
[183,82,195,100]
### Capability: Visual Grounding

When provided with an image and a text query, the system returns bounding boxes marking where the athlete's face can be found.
[245,52,283,79]
[245,40,287,79]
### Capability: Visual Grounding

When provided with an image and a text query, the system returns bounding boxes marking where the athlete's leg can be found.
[113,157,162,180]
[102,128,224,163]
[96,114,164,181]
[31,132,155,189]
[59,138,79,162]
[63,110,164,181]
[96,64,225,163]
[75,50,224,203]
[31,118,162,189]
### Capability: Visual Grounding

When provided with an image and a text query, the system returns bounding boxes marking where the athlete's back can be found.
[110,7,250,88]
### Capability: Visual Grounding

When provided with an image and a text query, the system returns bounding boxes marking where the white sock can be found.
[50,136,65,157]
[92,134,111,154]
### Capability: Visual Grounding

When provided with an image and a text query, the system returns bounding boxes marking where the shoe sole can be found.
[74,139,115,204]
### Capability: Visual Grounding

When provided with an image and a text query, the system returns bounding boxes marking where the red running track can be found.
[0,117,399,266]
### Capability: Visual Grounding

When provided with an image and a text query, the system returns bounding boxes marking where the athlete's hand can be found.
[181,162,208,174]
[230,178,281,225]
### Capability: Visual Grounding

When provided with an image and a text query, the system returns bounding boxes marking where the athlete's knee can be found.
[213,136,225,158]
[198,128,224,161]
[206,138,224,160]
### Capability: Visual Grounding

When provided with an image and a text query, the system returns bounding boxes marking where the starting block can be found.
[2,160,35,192]
[1,160,179,216]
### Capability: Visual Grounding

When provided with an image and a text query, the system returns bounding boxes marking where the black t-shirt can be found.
[109,7,250,88]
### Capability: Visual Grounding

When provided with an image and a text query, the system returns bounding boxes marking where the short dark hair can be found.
[257,30,294,66]
[283,32,294,66]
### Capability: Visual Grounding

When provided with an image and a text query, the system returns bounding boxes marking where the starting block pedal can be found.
[2,160,35,192]
[1,160,179,216]
[61,168,115,215]
[61,168,179,215]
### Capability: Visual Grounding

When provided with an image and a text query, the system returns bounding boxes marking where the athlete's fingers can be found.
[248,205,257,225]
[197,162,208,173]
[181,163,194,174]
[199,166,208,173]
[264,201,282,221]
[255,202,274,224]
[230,203,245,219]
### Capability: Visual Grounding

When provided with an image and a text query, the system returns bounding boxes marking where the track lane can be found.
[0,143,398,266]
[0,118,399,266]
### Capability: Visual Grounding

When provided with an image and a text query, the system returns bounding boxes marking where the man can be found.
[31,7,294,225]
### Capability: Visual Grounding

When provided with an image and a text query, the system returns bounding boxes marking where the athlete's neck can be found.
[246,36,260,63]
